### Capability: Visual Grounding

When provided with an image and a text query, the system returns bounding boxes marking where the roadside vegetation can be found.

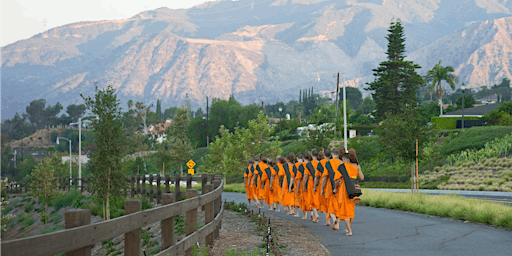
[358,189,512,230]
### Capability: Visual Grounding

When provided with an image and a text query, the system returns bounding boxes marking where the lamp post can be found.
[461,83,465,129]
[56,137,72,187]
[70,116,98,190]
[278,107,283,140]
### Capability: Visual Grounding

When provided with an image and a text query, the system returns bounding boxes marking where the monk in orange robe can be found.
[271,158,282,212]
[315,149,331,226]
[303,151,316,222]
[309,150,321,223]
[244,159,255,206]
[258,155,275,210]
[294,154,305,218]
[321,148,343,230]
[251,157,264,208]
[279,153,296,214]
[338,149,364,236]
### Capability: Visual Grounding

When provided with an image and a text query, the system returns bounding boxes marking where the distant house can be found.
[442,103,500,118]
[144,118,172,143]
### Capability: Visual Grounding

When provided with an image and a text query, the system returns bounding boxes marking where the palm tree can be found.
[425,60,458,116]
[426,84,434,101]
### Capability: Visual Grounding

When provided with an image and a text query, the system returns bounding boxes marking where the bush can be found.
[441,126,512,155]
[51,189,81,211]
[431,116,481,130]
[24,203,34,213]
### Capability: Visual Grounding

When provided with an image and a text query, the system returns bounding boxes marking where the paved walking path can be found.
[222,192,512,256]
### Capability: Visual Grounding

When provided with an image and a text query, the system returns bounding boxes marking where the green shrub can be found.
[19,214,35,231]
[431,116,482,130]
[3,206,13,215]
[24,203,34,213]
[51,189,81,211]
[441,126,512,156]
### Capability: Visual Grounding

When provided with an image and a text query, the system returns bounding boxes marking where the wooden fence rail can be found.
[5,173,219,204]
[1,176,224,256]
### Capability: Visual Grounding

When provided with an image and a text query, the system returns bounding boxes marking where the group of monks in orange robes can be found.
[244,146,364,235]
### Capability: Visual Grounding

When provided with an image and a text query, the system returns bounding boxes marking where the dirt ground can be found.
[212,210,331,256]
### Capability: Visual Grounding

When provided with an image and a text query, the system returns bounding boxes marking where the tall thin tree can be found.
[425,60,458,116]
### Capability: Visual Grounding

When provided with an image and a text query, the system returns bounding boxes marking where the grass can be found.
[3,205,14,214]
[358,189,512,230]
[223,183,246,193]
[174,214,186,235]
[223,249,267,256]
[17,212,35,231]
[51,189,81,211]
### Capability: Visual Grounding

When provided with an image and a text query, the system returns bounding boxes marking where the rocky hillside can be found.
[2,0,512,119]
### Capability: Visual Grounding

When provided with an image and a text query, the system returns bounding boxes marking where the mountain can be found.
[2,0,512,120]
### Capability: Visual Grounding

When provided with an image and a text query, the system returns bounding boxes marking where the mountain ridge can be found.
[2,0,512,120]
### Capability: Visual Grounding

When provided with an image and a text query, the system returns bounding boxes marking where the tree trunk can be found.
[107,168,111,220]
[180,164,183,176]
[45,201,48,225]
[103,199,106,221]
[429,92,433,101]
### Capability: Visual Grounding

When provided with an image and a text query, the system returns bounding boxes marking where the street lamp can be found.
[70,115,98,190]
[461,83,465,129]
[278,107,283,140]
[56,137,72,187]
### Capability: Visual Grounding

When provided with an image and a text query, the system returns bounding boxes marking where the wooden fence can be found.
[6,173,216,202]
[1,175,224,256]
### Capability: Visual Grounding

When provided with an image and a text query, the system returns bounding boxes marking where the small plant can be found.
[148,245,161,255]
[24,203,34,213]
[175,214,186,235]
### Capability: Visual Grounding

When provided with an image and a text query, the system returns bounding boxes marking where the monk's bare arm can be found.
[270,175,274,190]
[357,166,364,180]
[296,178,301,195]
[321,176,327,197]
[289,178,295,193]
[244,177,247,189]
[313,176,319,192]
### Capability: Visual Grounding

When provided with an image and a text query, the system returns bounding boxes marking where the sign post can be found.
[187,160,196,175]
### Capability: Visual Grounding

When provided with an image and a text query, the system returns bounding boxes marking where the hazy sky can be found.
[1,0,214,46]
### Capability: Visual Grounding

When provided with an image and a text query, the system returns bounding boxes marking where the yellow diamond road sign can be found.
[186,159,196,169]
[188,169,195,175]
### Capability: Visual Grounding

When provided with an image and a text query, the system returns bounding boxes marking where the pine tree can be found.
[81,84,126,220]
[365,19,424,121]
[299,89,302,103]
[156,99,162,121]
[167,106,193,175]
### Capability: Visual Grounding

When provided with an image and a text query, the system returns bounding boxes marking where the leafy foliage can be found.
[30,157,58,224]
[81,83,127,220]
[440,126,512,155]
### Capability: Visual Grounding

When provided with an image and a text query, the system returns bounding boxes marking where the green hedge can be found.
[440,126,512,155]
[431,116,481,130]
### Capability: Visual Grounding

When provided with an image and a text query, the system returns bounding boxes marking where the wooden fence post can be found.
[161,193,174,250]
[186,174,192,189]
[130,175,135,198]
[64,209,92,256]
[124,200,142,256]
[74,178,78,190]
[165,174,170,193]
[210,174,215,184]
[174,173,181,201]
[142,175,146,199]
[149,174,154,203]
[136,174,140,196]
[213,179,221,239]
[201,174,207,211]
[185,189,198,256]
[204,184,214,247]
[156,174,161,205]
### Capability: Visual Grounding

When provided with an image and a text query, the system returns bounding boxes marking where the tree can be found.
[156,99,162,121]
[134,101,154,135]
[425,60,458,115]
[66,104,87,122]
[81,84,127,220]
[167,107,193,175]
[455,94,475,109]
[357,97,376,115]
[30,157,58,225]
[195,108,204,118]
[365,19,424,121]
[1,178,14,235]
[156,140,172,175]
[163,107,179,120]
[339,87,363,110]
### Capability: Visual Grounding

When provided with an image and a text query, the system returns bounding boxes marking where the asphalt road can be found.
[222,192,512,256]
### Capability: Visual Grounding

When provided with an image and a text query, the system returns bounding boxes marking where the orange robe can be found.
[252,163,264,200]
[256,162,269,201]
[278,163,295,206]
[303,161,316,211]
[337,162,359,220]
[261,163,275,205]
[244,166,253,200]
[250,164,258,200]
[294,162,304,209]
[316,159,329,213]
[310,160,321,210]
[322,159,343,216]
[271,164,282,204]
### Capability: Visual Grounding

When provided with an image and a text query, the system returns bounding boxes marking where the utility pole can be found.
[335,73,340,137]
[461,83,465,129]
[206,96,209,148]
[343,74,347,151]
[261,101,264,111]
